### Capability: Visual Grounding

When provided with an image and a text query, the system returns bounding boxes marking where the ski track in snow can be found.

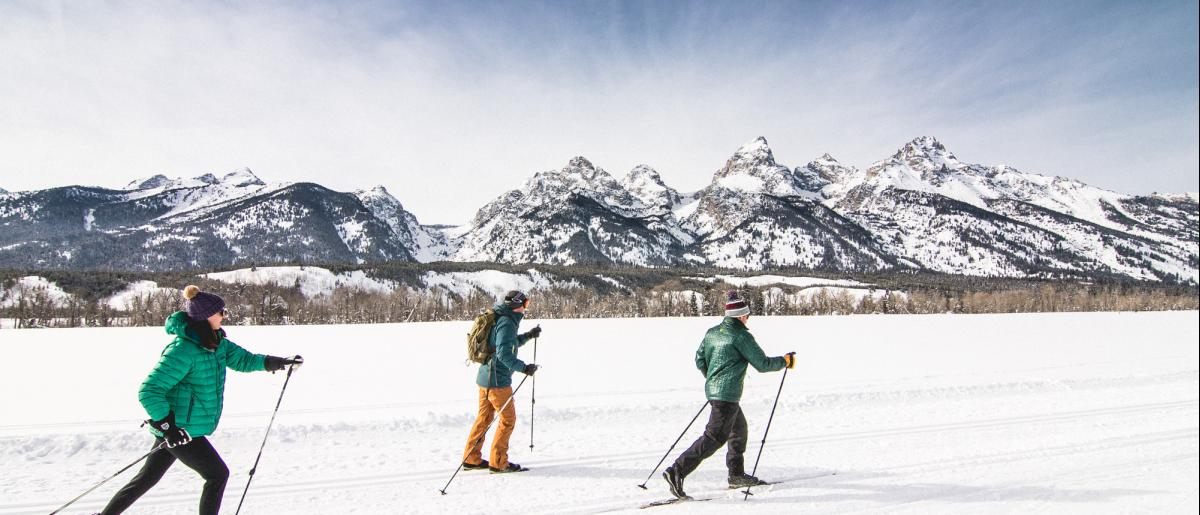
[0,311,1195,514]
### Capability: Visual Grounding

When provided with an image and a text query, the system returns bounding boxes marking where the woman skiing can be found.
[100,285,302,515]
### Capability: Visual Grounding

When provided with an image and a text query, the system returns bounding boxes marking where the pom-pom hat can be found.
[183,285,226,321]
[725,290,750,317]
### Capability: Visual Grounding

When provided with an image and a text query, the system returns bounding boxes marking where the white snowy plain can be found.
[0,311,1196,514]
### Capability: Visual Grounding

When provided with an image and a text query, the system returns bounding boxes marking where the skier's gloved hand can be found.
[265,355,303,373]
[522,363,539,376]
[149,412,192,448]
[783,352,796,369]
[520,325,542,340]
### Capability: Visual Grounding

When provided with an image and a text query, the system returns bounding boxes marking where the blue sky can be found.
[1,0,1196,224]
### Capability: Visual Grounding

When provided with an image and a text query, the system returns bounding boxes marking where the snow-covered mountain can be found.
[825,137,1197,281]
[0,169,437,270]
[1,140,1195,282]
[449,157,691,266]
[354,186,452,262]
[681,137,893,271]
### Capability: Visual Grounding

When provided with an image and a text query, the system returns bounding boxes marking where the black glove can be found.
[520,325,542,340]
[149,412,192,448]
[522,363,539,376]
[265,355,304,373]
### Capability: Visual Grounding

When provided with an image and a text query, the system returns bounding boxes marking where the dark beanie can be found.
[184,285,225,321]
[503,290,528,309]
[725,290,750,317]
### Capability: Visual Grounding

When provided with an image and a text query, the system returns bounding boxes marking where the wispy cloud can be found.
[1,0,1196,224]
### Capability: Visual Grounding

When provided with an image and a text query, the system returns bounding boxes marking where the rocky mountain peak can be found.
[728,136,775,166]
[890,136,960,173]
[711,137,808,197]
[564,156,600,178]
[803,153,857,185]
[363,185,392,196]
[622,165,680,210]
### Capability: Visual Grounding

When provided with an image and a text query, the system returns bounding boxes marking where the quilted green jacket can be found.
[695,317,786,402]
[139,311,267,437]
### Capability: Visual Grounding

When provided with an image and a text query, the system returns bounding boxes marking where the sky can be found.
[1,0,1197,224]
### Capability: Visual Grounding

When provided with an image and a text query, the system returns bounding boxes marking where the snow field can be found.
[0,311,1196,513]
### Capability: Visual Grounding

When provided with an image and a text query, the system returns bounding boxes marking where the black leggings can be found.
[101,436,230,515]
[672,400,749,477]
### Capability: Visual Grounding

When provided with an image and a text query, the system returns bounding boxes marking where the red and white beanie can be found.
[724,290,750,317]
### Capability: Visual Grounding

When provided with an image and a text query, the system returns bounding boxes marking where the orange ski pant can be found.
[462,386,517,469]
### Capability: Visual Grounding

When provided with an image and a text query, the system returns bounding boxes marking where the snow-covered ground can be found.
[0,311,1196,514]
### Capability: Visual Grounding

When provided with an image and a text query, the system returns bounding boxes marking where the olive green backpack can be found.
[466,308,498,364]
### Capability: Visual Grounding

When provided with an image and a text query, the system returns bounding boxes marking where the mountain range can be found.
[1,137,1195,283]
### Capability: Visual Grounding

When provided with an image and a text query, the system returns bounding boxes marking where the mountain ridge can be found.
[1,139,1194,283]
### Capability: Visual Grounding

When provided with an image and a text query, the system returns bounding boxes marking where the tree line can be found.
[2,273,1196,329]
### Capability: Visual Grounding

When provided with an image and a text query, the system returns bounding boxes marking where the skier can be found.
[461,290,541,473]
[99,285,303,515]
[662,290,795,498]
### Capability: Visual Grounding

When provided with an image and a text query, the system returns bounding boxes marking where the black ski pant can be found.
[100,436,230,515]
[671,400,748,478]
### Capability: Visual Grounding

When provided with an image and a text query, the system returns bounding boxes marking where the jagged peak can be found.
[893,136,959,165]
[356,184,411,216]
[622,165,678,202]
[730,136,775,165]
[364,185,391,196]
[811,153,844,166]
[354,185,397,202]
[624,164,663,181]
[566,156,596,172]
[196,173,219,184]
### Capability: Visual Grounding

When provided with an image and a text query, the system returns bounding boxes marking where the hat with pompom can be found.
[724,290,750,317]
[183,285,225,321]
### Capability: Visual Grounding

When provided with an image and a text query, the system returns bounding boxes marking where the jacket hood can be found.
[493,303,525,324]
[165,311,194,340]
[165,310,216,347]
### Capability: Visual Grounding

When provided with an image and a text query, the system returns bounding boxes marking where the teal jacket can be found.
[139,311,267,437]
[695,317,786,402]
[475,304,533,388]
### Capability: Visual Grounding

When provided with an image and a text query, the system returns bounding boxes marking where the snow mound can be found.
[0,276,73,308]
[104,281,180,310]
[204,266,396,298]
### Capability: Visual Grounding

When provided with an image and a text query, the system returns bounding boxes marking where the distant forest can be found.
[1,262,1196,329]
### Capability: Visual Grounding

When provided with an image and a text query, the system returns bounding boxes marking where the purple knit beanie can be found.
[183,285,225,321]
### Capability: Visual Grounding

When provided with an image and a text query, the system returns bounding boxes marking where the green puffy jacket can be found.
[475,304,533,388]
[139,311,267,437]
[695,317,786,402]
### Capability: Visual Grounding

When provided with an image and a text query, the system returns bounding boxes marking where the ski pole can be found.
[636,401,709,489]
[439,373,530,495]
[743,364,789,500]
[234,364,296,515]
[530,334,538,452]
[49,441,168,514]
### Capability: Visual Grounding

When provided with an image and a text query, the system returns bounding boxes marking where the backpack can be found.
[466,308,498,364]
